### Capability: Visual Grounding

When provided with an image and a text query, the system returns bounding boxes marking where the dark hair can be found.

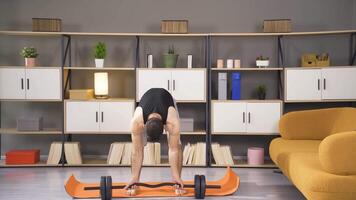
[146,118,163,142]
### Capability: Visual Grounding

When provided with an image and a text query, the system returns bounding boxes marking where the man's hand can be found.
[173,177,186,196]
[124,177,139,196]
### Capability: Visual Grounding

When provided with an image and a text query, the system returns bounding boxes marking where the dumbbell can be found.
[88,174,215,200]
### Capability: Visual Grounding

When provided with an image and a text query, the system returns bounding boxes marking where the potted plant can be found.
[256,84,267,100]
[20,47,38,67]
[94,42,106,68]
[163,45,178,68]
[256,55,269,68]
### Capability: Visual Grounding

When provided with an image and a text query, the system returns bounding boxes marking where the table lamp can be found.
[94,72,109,99]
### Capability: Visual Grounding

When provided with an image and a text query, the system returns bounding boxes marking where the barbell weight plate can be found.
[200,175,206,199]
[100,176,107,200]
[194,175,201,199]
[105,176,112,200]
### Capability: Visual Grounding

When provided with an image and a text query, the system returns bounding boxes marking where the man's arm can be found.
[166,108,183,186]
[125,108,144,190]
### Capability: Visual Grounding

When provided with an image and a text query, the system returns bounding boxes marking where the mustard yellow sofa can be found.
[270,107,356,200]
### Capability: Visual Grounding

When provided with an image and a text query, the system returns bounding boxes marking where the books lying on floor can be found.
[107,142,161,165]
[211,143,234,165]
[47,142,63,165]
[64,142,83,165]
[182,142,206,165]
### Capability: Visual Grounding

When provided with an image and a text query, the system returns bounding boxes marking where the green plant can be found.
[256,55,269,60]
[20,47,39,58]
[168,45,175,54]
[256,84,267,99]
[94,42,107,59]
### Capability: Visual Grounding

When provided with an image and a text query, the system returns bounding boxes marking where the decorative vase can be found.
[163,54,178,68]
[256,60,269,68]
[95,59,104,68]
[258,92,266,100]
[25,58,35,67]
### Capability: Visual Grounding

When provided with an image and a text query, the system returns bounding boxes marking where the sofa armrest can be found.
[319,131,356,175]
[279,107,356,140]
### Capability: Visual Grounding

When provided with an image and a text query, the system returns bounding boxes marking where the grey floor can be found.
[0,167,305,200]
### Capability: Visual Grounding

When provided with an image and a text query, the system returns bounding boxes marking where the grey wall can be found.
[1,0,355,160]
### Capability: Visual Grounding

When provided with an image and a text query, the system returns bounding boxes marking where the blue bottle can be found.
[231,72,241,100]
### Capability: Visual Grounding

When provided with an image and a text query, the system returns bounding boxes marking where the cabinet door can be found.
[212,102,246,133]
[322,67,356,100]
[99,101,134,133]
[137,69,171,101]
[0,68,26,99]
[246,102,281,134]
[25,68,61,100]
[65,102,100,132]
[285,69,321,101]
[171,69,206,101]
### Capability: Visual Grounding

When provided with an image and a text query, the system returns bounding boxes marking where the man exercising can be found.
[125,88,184,195]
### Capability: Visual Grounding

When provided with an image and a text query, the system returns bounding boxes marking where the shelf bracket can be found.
[350,33,356,65]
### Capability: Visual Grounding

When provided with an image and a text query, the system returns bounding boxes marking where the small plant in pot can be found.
[163,45,178,68]
[256,55,269,68]
[94,42,106,68]
[20,47,38,67]
[256,84,267,100]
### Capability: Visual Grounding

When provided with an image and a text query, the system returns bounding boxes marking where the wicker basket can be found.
[32,18,62,32]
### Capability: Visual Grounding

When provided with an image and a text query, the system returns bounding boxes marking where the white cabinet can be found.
[321,68,356,100]
[137,69,206,102]
[65,100,134,133]
[285,69,321,101]
[0,68,26,99]
[0,67,61,100]
[212,101,281,134]
[285,67,356,101]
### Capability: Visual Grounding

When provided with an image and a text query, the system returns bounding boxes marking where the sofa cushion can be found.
[319,132,356,175]
[288,152,356,199]
[270,138,320,177]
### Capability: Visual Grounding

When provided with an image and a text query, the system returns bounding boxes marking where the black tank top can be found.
[138,88,175,124]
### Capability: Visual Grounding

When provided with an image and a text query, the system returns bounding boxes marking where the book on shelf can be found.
[107,142,125,165]
[211,143,234,165]
[64,142,82,165]
[121,143,132,165]
[154,143,161,164]
[182,142,206,165]
[47,142,62,165]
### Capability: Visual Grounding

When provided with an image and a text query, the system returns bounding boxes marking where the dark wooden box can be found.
[32,18,62,32]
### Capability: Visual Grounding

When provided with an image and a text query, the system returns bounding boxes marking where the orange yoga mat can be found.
[65,167,240,198]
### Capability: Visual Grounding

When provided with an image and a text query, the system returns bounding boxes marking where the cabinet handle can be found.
[96,112,98,123]
[323,78,326,90]
[21,78,24,90]
[27,78,29,90]
[248,112,251,124]
[101,112,104,123]
[167,80,170,90]
[318,79,320,91]
[243,112,245,123]
[173,80,176,91]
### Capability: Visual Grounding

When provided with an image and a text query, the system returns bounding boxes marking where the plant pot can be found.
[258,92,266,100]
[163,54,178,68]
[256,60,269,68]
[95,59,104,68]
[25,58,36,67]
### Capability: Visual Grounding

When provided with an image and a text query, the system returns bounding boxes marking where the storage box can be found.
[69,89,94,100]
[218,73,227,100]
[301,53,330,67]
[17,117,43,131]
[263,19,291,33]
[32,18,62,32]
[180,118,194,132]
[6,149,40,165]
[161,20,188,33]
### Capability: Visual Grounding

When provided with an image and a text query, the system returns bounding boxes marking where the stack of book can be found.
[107,142,161,165]
[182,142,206,166]
[64,142,82,165]
[211,143,234,166]
[47,142,63,165]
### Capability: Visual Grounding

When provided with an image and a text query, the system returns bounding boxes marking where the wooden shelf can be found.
[211,67,283,71]
[212,160,276,168]
[212,99,282,103]
[212,132,279,136]
[0,99,62,102]
[164,131,206,135]
[0,160,61,167]
[64,67,135,71]
[0,31,63,36]
[0,128,62,135]
[137,67,206,70]
[64,98,135,102]
[210,30,356,37]
[64,132,131,135]
[0,66,61,69]
[284,99,356,103]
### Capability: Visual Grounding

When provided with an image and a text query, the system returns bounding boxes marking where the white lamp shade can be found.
[94,72,108,96]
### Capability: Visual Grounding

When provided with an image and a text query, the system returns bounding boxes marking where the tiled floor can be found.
[0,167,305,200]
